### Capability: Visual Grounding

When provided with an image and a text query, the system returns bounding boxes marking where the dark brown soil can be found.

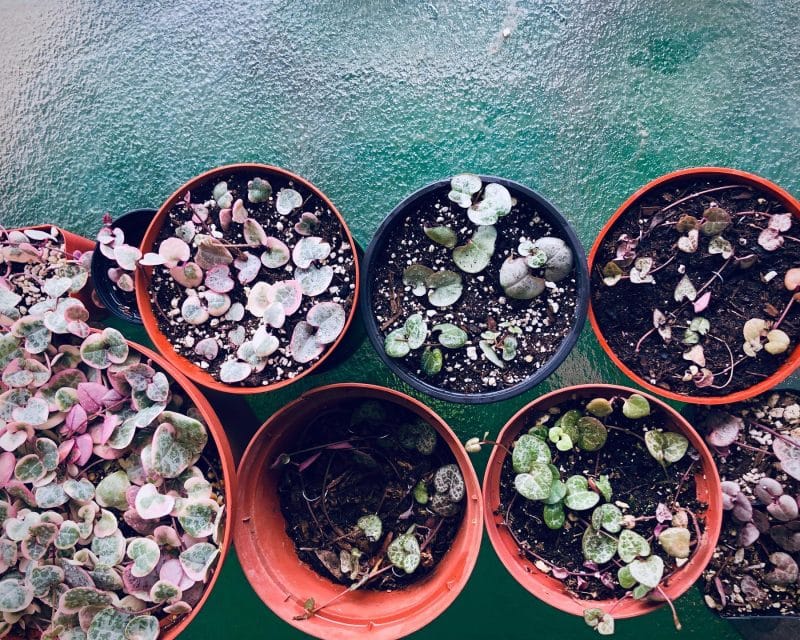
[591,177,800,397]
[277,400,463,590]
[498,399,704,600]
[371,186,578,394]
[697,391,800,617]
[149,169,356,386]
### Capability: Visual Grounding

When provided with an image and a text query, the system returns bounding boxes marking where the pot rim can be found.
[234,382,483,640]
[587,166,800,405]
[361,175,590,404]
[482,383,722,619]
[90,208,157,324]
[134,163,360,394]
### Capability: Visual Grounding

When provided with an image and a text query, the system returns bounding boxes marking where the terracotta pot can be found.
[361,176,589,404]
[483,384,722,619]
[588,167,800,405]
[134,163,360,394]
[234,383,483,640]
[125,338,236,639]
[19,225,98,312]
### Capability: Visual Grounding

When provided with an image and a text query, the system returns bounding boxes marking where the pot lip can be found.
[234,382,483,640]
[134,163,361,395]
[360,175,590,404]
[90,208,158,324]
[482,383,722,619]
[587,166,800,405]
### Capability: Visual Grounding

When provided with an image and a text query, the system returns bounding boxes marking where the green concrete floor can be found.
[2,0,800,637]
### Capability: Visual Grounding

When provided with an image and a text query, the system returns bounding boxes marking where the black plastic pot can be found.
[361,176,590,404]
[90,208,156,324]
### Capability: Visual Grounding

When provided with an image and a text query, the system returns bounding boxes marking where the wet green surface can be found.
[3,0,800,637]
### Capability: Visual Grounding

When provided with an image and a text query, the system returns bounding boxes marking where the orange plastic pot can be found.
[134,163,360,395]
[483,384,722,620]
[126,337,236,639]
[588,167,800,405]
[234,383,483,640]
[19,225,98,312]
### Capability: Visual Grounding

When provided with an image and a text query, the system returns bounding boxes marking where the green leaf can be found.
[595,475,613,502]
[127,538,160,578]
[384,328,410,358]
[622,394,651,419]
[405,314,428,350]
[564,490,600,511]
[80,328,129,369]
[618,529,651,563]
[448,174,482,208]
[645,430,689,466]
[512,434,552,472]
[452,226,496,274]
[402,264,434,296]
[432,323,468,349]
[387,527,420,574]
[629,555,664,589]
[586,398,613,417]
[413,480,429,504]
[149,580,181,604]
[421,348,443,375]
[28,565,64,598]
[618,565,637,589]
[247,177,272,203]
[0,579,33,612]
[584,608,615,635]
[179,542,219,582]
[543,503,565,530]
[91,531,126,566]
[565,475,589,494]
[178,499,219,538]
[591,504,623,533]
[582,526,618,564]
[468,183,512,225]
[59,587,117,614]
[423,226,457,248]
[95,470,130,510]
[426,270,463,307]
[357,514,383,542]
[514,463,553,501]
[124,615,160,640]
[632,584,652,599]
[577,416,608,452]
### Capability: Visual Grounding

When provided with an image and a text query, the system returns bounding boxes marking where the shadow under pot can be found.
[686,388,800,637]
[134,163,360,394]
[482,384,722,632]
[91,208,157,324]
[361,174,589,404]
[588,167,800,405]
[234,383,483,640]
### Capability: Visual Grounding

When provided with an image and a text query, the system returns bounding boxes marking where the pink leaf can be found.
[64,405,88,436]
[232,199,249,224]
[219,208,232,231]
[57,439,75,464]
[77,382,108,414]
[693,291,711,313]
[297,452,322,473]
[205,265,234,293]
[73,434,94,466]
[0,451,15,484]
[159,237,191,267]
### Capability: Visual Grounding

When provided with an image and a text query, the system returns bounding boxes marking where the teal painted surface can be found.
[2,0,800,637]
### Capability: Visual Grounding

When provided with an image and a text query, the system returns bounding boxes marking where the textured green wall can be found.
[2,0,800,637]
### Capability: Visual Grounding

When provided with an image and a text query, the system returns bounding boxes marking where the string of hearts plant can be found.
[698,391,800,616]
[106,172,355,386]
[274,400,466,621]
[468,394,703,635]
[592,179,800,397]
[0,246,224,639]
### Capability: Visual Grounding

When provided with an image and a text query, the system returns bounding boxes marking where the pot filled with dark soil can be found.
[362,174,589,404]
[693,389,800,640]
[134,163,359,394]
[234,383,482,640]
[480,384,721,633]
[589,167,800,404]
[91,208,157,324]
